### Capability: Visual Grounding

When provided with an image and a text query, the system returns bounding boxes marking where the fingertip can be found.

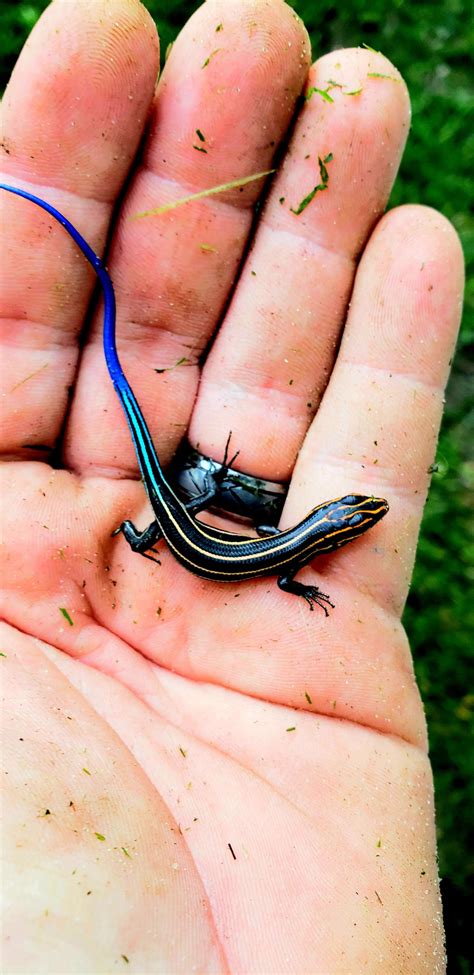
[376,203,464,273]
[3,0,160,198]
[367,204,465,349]
[148,0,312,203]
[304,48,411,196]
[313,45,410,116]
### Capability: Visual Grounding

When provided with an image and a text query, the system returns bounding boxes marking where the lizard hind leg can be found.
[112,519,162,564]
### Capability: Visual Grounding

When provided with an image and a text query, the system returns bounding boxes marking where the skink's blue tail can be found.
[0,182,164,486]
[1,183,121,382]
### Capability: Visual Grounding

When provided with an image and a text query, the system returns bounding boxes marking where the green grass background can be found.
[1,1,472,971]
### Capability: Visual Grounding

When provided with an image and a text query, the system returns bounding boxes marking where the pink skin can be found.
[0,1,464,972]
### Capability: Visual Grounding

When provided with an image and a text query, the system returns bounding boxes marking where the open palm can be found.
[1,1,463,972]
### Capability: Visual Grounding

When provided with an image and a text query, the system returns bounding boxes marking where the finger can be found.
[288,204,464,614]
[65,0,311,475]
[0,0,159,459]
[189,48,410,479]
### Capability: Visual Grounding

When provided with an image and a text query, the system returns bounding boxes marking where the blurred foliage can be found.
[1,0,472,970]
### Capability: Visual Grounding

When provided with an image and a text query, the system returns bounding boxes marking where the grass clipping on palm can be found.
[131,169,275,219]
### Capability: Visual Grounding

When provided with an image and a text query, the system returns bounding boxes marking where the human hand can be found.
[1,0,463,971]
